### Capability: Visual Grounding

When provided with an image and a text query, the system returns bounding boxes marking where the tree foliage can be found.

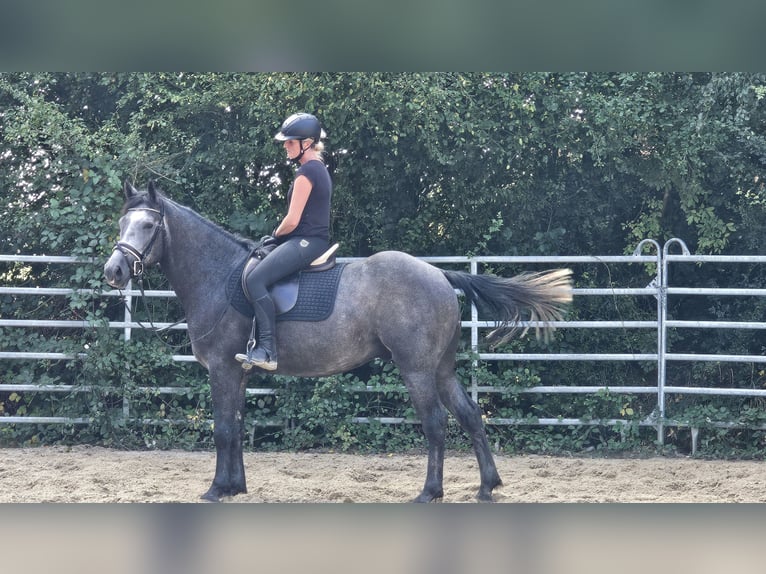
[3,72,766,258]
[2,73,766,454]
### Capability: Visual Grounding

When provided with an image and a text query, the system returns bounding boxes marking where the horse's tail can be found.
[443,268,573,346]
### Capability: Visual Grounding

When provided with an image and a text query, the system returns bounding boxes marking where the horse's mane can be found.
[123,190,257,252]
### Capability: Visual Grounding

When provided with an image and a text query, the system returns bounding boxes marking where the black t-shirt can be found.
[285,159,332,241]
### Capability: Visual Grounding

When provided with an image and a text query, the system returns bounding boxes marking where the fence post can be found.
[633,239,663,443]
[470,257,479,403]
[659,238,691,445]
[122,279,133,420]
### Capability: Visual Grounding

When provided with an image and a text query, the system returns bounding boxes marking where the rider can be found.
[235,113,332,371]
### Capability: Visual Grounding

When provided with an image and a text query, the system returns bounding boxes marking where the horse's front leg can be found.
[201,360,248,502]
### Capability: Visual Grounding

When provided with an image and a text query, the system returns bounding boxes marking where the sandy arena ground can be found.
[1,446,766,502]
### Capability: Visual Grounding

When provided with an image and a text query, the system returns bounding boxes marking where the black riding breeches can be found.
[245,236,329,301]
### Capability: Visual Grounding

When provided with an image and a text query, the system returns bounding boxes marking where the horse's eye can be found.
[142,221,154,230]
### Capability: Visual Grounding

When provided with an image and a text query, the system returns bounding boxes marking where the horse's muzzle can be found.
[104,250,131,289]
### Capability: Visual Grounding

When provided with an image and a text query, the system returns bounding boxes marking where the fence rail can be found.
[3,240,766,453]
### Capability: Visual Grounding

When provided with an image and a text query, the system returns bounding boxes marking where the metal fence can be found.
[3,239,766,452]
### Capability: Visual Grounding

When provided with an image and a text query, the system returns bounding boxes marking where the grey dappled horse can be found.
[104,181,573,502]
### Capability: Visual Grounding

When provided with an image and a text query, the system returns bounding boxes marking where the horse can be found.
[103,180,573,502]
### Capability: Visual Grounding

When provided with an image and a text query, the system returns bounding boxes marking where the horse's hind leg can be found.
[437,367,502,502]
[402,370,448,503]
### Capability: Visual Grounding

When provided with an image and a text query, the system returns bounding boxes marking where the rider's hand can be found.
[260,235,278,247]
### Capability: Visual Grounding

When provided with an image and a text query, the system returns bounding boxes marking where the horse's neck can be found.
[160,202,246,306]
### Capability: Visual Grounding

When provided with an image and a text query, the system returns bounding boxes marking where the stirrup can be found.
[235,339,257,371]
[235,353,253,371]
[235,342,277,372]
[235,354,278,371]
[248,355,278,372]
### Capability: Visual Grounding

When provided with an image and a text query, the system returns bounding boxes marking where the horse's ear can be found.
[123,179,138,199]
[147,179,158,202]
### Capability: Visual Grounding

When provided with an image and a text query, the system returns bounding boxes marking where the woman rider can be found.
[235,113,332,371]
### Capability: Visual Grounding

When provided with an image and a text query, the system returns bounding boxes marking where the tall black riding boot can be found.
[235,294,278,371]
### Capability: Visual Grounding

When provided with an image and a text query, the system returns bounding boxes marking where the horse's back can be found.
[348,251,461,353]
[360,250,451,284]
[274,250,459,376]
[352,250,457,303]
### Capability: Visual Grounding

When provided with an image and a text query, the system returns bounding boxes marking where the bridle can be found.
[110,200,190,344]
[112,202,165,280]
[108,195,230,347]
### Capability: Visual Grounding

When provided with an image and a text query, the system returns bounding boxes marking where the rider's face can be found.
[284,139,301,159]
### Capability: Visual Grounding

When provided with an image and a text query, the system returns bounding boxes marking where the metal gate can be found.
[3,239,766,451]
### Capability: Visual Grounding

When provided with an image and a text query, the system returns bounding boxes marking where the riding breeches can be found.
[245,236,329,301]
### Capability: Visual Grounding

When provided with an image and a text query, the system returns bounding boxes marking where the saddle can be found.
[232,243,344,321]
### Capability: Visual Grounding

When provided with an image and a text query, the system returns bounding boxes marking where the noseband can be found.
[112,203,165,280]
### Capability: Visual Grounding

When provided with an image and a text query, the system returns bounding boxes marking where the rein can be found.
[115,277,228,349]
[114,278,189,350]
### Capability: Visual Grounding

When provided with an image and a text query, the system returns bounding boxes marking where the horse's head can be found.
[104,180,166,289]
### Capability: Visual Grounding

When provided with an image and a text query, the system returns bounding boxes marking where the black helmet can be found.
[274,113,324,142]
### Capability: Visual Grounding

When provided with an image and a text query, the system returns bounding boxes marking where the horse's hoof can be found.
[200,491,222,503]
[202,482,247,502]
[476,485,500,503]
[476,475,503,502]
[412,491,444,503]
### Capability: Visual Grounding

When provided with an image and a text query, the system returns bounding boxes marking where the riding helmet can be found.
[274,113,325,142]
